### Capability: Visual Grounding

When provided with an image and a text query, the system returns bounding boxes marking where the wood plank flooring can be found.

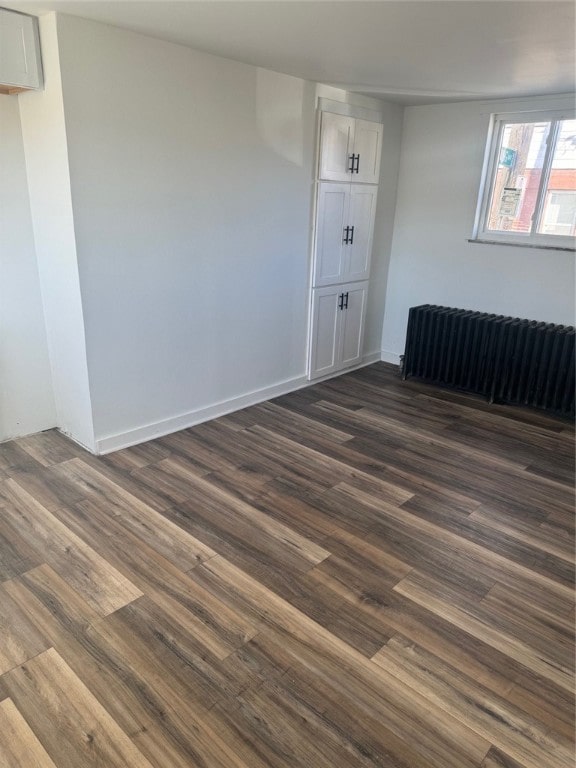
[0,362,573,767]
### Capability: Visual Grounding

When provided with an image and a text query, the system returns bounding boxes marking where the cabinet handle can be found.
[354,154,360,173]
[343,226,355,244]
[348,155,355,173]
[338,293,344,310]
[344,292,349,309]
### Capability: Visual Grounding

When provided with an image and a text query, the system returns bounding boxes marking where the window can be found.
[473,109,576,250]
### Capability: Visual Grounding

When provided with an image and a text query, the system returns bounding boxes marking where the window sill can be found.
[468,238,575,253]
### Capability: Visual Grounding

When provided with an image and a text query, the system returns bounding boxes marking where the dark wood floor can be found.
[0,362,573,768]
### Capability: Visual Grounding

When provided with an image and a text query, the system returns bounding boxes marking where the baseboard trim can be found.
[96,352,385,455]
[363,351,383,366]
[381,349,401,365]
[305,351,382,386]
[95,374,310,455]
[57,428,97,454]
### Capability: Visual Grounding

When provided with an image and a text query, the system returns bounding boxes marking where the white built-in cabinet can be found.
[308,110,382,380]
[313,182,378,287]
[0,9,42,94]
[309,282,369,379]
[318,112,383,185]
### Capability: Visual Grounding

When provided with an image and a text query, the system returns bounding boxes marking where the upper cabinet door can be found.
[318,112,355,182]
[313,183,349,287]
[0,10,42,90]
[346,185,378,282]
[318,113,382,184]
[352,119,382,184]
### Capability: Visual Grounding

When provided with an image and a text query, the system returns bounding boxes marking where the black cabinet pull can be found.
[338,292,349,310]
[343,226,355,245]
[354,154,360,173]
[348,154,355,173]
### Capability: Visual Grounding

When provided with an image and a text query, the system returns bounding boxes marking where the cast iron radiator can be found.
[402,305,575,417]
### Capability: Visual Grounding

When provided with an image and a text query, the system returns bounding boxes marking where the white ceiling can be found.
[7,0,576,105]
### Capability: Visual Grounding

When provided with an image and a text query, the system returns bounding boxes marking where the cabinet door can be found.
[339,282,368,369]
[318,112,355,182]
[313,183,350,287]
[345,185,378,282]
[308,287,342,379]
[352,119,382,184]
[0,10,42,89]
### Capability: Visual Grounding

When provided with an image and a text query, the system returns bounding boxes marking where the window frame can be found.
[472,108,576,251]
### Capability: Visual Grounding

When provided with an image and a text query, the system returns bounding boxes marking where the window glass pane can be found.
[538,119,576,236]
[487,121,551,234]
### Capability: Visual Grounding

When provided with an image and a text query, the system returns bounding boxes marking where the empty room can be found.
[0,1,574,766]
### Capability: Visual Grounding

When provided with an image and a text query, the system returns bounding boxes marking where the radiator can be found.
[402,305,575,417]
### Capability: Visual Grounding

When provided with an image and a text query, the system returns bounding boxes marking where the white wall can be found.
[53,14,395,452]
[19,14,96,450]
[365,101,403,357]
[382,95,576,362]
[0,94,56,441]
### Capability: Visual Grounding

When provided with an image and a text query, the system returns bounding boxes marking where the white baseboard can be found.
[381,349,401,365]
[95,351,384,455]
[58,428,97,454]
[301,351,382,387]
[95,374,309,455]
[363,351,383,366]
